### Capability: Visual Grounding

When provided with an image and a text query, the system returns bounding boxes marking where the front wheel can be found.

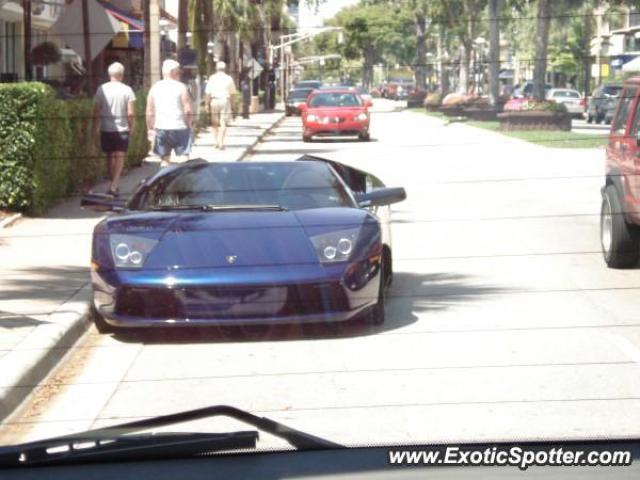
[302,134,312,143]
[359,132,370,142]
[601,185,640,268]
[365,263,386,326]
[586,113,593,124]
[91,305,116,334]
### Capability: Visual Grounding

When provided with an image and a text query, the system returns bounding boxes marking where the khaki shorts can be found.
[210,98,232,126]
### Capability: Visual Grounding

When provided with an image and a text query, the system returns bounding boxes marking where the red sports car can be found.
[299,89,372,142]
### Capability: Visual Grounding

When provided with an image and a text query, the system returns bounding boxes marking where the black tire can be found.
[91,304,116,334]
[365,261,386,326]
[359,132,370,142]
[595,111,604,124]
[302,135,312,143]
[586,113,593,124]
[601,185,640,268]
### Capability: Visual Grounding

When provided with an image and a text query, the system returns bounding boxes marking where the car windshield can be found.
[552,90,580,98]
[308,92,363,107]
[288,89,313,100]
[603,86,622,96]
[295,81,321,89]
[132,162,355,211]
[3,0,639,471]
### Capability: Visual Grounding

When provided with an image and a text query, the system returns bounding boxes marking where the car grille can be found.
[320,116,346,124]
[115,283,349,320]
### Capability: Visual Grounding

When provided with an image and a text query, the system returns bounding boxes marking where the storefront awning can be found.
[103,4,143,32]
[622,55,640,72]
[52,0,121,62]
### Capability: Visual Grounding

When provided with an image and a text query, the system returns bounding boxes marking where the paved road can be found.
[3,100,640,449]
[572,118,611,136]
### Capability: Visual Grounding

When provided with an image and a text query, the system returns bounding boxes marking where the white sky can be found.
[298,0,358,32]
[164,0,359,32]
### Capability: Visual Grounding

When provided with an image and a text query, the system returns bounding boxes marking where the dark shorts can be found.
[100,131,130,153]
[154,128,192,157]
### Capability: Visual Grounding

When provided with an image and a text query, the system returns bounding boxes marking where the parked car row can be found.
[506,81,623,124]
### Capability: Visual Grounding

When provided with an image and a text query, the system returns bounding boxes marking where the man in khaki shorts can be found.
[205,61,237,150]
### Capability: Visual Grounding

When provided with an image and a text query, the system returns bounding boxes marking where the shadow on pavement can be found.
[0,311,48,329]
[0,266,87,302]
[110,271,508,345]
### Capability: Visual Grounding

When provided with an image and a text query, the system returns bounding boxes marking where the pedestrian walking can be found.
[205,61,237,150]
[146,59,193,167]
[93,62,136,197]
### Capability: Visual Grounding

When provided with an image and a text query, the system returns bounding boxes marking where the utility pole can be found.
[280,37,285,106]
[143,0,161,89]
[177,0,189,50]
[149,0,161,84]
[23,0,32,81]
[81,0,93,94]
[488,0,501,107]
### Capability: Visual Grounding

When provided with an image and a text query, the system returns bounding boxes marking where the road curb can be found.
[238,113,286,161]
[0,213,22,229]
[0,285,92,423]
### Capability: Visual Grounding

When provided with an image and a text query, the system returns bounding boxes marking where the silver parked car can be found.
[546,88,585,118]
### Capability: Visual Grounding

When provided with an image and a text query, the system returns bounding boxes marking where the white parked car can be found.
[546,88,586,118]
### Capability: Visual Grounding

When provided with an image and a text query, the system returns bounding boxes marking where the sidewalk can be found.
[0,110,284,421]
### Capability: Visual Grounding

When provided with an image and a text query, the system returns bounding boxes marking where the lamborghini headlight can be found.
[109,234,159,269]
[310,228,359,264]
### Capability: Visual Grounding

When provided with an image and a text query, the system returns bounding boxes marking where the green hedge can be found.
[127,92,149,168]
[0,84,150,214]
[66,98,105,193]
[0,83,70,214]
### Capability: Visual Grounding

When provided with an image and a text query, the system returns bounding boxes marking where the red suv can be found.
[602,77,640,267]
[300,89,372,142]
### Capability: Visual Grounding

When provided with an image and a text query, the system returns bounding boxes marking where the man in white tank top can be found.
[146,59,193,167]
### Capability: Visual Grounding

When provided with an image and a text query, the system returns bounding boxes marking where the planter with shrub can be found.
[424,92,443,112]
[439,93,468,116]
[498,100,571,131]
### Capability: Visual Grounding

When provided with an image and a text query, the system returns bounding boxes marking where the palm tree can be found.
[189,0,215,76]
[488,0,502,106]
[532,0,552,101]
[178,0,189,50]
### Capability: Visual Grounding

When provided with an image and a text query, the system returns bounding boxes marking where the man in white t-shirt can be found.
[146,59,193,167]
[93,62,136,196]
[205,61,237,150]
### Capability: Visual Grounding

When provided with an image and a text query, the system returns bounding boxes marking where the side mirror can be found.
[355,187,406,208]
[80,193,126,212]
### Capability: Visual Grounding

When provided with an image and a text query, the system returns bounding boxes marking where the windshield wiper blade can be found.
[150,204,288,212]
[0,405,343,467]
[150,204,207,211]
[201,204,288,212]
[0,431,258,467]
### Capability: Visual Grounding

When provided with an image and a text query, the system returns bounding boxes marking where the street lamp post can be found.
[22,0,32,81]
[81,0,93,94]
[270,27,343,107]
